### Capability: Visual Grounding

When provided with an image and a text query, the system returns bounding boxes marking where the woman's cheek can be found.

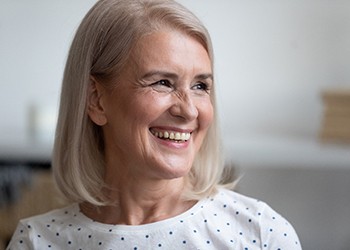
[199,100,214,129]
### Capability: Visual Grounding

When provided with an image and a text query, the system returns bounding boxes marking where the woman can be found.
[7,0,301,249]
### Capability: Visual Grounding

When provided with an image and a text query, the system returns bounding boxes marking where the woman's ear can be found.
[87,77,108,126]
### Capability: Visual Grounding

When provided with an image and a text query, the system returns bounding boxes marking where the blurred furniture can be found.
[320,88,350,143]
[0,170,67,250]
[236,167,350,250]
[225,133,350,250]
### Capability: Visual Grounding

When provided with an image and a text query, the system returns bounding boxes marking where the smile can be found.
[150,129,191,142]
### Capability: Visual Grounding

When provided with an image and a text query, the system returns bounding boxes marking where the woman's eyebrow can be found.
[141,70,179,80]
[194,73,213,82]
[141,71,213,81]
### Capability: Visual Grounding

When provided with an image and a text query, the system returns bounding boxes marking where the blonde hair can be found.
[53,0,228,205]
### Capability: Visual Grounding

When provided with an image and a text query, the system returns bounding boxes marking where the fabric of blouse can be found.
[7,188,302,250]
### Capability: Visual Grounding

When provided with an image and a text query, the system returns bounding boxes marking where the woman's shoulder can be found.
[211,188,294,229]
[207,188,302,249]
[213,187,269,211]
[19,203,78,227]
[6,204,79,250]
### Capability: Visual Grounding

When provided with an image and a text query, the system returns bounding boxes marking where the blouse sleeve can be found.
[6,221,33,250]
[259,203,302,250]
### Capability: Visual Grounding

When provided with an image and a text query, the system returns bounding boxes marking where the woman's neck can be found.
[80,177,195,225]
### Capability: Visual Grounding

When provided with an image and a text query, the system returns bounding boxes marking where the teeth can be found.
[164,131,169,139]
[175,132,181,140]
[183,133,190,140]
[151,129,191,141]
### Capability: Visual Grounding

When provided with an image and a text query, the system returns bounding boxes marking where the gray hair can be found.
[53,0,227,205]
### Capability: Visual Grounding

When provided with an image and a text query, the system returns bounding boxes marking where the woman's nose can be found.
[169,92,198,121]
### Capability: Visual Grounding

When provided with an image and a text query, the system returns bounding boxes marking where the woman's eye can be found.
[154,79,171,87]
[192,82,210,93]
[149,79,173,92]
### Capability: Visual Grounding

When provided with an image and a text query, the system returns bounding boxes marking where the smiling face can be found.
[91,30,214,183]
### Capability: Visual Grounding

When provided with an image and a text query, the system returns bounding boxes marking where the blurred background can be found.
[1,0,350,249]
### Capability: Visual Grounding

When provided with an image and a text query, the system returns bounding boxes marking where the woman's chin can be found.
[149,161,192,180]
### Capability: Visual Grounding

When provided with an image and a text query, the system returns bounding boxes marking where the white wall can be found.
[179,0,350,138]
[0,0,97,145]
[1,0,350,146]
[1,0,350,147]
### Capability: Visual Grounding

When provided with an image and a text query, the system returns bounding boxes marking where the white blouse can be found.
[7,188,301,250]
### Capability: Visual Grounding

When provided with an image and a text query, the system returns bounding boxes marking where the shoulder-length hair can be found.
[53,0,227,205]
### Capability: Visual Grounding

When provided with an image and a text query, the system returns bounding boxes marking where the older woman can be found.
[7,0,301,249]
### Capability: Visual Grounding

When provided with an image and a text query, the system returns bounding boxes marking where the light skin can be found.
[84,30,213,225]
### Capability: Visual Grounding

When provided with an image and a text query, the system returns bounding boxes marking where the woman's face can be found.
[98,30,213,181]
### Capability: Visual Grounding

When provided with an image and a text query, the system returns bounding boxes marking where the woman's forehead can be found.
[129,31,211,72]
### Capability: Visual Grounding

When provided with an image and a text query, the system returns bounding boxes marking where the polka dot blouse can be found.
[7,188,301,249]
